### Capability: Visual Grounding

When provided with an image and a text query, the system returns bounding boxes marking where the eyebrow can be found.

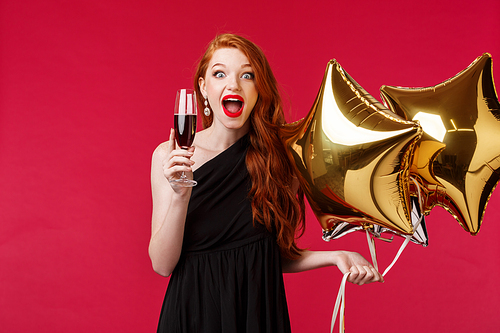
[211,63,252,69]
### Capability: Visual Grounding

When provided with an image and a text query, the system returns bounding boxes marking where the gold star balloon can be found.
[281,60,422,238]
[325,196,429,246]
[380,53,500,235]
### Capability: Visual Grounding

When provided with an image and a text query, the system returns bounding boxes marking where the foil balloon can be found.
[380,53,500,235]
[281,60,422,236]
[324,196,428,246]
[372,196,429,246]
[321,222,362,241]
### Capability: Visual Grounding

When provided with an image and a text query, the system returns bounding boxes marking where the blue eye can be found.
[214,71,225,78]
[242,72,254,80]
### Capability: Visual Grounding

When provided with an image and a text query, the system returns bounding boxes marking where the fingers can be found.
[167,128,176,153]
[161,130,196,183]
[334,251,384,286]
[347,265,384,285]
[371,266,384,283]
[163,151,194,179]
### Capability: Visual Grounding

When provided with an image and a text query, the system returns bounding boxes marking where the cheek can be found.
[245,85,258,107]
[205,87,218,107]
[248,92,259,111]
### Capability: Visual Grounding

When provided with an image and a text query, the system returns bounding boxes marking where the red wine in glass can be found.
[170,89,197,187]
[174,114,197,148]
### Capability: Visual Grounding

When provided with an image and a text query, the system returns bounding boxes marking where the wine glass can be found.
[170,88,198,187]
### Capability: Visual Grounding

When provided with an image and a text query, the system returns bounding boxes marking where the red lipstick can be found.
[222,95,244,118]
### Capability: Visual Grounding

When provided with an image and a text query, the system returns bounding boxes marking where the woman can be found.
[149,33,383,332]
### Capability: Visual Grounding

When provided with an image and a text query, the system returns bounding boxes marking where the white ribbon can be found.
[330,177,426,332]
[330,272,349,333]
[366,229,378,272]
[330,215,424,333]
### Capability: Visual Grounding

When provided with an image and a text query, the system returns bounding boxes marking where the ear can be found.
[198,77,207,98]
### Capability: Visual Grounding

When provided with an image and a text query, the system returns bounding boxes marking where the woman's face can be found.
[199,47,258,132]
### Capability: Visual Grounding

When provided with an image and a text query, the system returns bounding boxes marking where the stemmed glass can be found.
[170,89,198,187]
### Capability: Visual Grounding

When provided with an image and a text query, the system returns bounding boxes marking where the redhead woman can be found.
[149,34,383,333]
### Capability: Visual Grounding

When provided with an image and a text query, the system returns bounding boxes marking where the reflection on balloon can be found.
[372,196,429,247]
[380,53,500,235]
[324,196,428,246]
[281,59,422,237]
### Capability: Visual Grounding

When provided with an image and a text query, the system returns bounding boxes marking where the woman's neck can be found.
[195,122,250,152]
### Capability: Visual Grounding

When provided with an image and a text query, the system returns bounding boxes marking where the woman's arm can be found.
[284,179,383,285]
[282,250,384,285]
[148,129,195,277]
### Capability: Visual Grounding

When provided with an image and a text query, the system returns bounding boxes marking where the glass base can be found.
[169,178,197,187]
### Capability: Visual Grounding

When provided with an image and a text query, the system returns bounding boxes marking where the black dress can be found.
[157,135,291,333]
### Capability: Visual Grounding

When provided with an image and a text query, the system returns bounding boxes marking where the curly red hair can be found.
[193,33,305,259]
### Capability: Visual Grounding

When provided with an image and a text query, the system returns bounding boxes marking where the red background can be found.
[1,0,499,332]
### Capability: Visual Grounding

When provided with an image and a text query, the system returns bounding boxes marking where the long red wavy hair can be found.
[193,34,305,259]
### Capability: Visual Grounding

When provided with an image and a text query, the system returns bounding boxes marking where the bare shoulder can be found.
[150,142,171,178]
[152,141,169,160]
[154,141,169,153]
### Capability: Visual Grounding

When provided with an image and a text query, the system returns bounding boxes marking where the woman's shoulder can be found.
[152,141,169,161]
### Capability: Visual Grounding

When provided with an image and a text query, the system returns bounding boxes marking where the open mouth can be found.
[222,95,244,118]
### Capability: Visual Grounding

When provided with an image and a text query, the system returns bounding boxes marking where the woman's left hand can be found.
[281,250,383,285]
[332,251,384,285]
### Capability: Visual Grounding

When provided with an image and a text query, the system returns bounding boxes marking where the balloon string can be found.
[381,234,411,276]
[411,177,424,213]
[382,213,422,276]
[366,229,378,271]
[367,212,423,277]
[330,228,419,333]
[330,272,349,333]
[368,180,425,276]
[379,177,425,276]
[331,183,425,332]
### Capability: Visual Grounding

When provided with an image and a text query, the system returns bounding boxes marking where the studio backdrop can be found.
[1,0,499,332]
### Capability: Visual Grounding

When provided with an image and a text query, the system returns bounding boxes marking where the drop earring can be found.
[204,96,211,116]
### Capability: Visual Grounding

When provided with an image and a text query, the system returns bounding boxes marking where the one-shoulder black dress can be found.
[157,135,291,333]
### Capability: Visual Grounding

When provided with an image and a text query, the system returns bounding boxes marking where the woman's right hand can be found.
[149,129,194,277]
[162,129,195,194]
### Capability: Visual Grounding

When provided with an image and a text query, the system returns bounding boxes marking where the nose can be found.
[227,75,241,92]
